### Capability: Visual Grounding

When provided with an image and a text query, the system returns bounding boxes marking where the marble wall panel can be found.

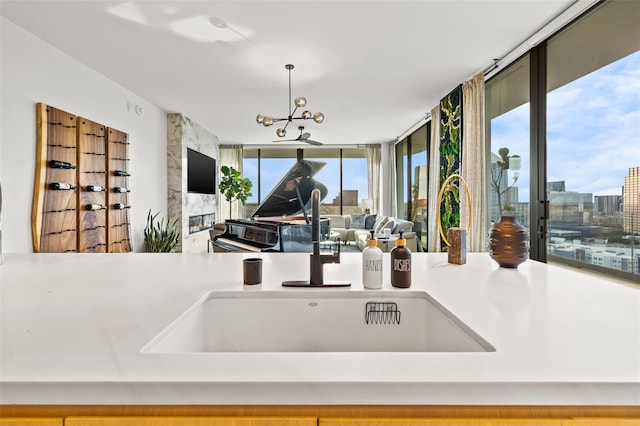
[167,113,218,253]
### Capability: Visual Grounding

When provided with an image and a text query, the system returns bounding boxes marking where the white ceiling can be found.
[1,0,577,146]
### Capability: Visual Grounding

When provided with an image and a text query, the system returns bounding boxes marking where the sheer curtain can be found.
[427,104,441,252]
[461,73,487,252]
[366,144,381,214]
[218,145,244,220]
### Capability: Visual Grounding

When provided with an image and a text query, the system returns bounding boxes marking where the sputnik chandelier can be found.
[256,64,324,138]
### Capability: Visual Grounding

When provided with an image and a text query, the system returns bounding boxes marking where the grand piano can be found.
[213,158,331,252]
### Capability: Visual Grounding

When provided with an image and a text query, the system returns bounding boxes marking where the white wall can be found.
[1,17,167,253]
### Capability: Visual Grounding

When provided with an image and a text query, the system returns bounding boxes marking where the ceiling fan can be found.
[272,126,323,146]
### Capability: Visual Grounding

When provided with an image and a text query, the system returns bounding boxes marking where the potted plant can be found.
[218,165,252,219]
[490,147,520,221]
[144,210,180,253]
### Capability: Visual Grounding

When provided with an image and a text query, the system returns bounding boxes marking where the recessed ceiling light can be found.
[169,15,253,43]
[208,16,228,29]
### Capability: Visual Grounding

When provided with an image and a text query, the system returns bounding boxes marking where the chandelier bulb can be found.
[263,116,273,127]
[301,110,312,119]
[256,114,264,124]
[276,128,286,138]
[295,97,307,108]
[313,112,325,124]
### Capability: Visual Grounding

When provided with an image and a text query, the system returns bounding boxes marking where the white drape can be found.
[427,104,442,252]
[366,144,381,214]
[218,145,244,220]
[461,73,487,252]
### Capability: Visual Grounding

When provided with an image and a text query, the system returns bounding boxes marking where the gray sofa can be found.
[325,214,417,252]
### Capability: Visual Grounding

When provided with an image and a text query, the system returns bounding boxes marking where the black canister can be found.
[390,231,411,288]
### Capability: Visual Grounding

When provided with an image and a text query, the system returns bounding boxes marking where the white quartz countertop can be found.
[1,252,638,406]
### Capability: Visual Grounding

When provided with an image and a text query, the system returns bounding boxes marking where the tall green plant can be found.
[438,87,462,248]
[218,165,253,219]
[144,210,180,253]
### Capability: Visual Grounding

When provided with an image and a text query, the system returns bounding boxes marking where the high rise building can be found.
[594,195,622,215]
[547,181,566,192]
[623,167,640,234]
[332,190,359,207]
[548,191,593,225]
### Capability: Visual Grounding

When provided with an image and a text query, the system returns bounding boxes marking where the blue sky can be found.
[491,49,640,202]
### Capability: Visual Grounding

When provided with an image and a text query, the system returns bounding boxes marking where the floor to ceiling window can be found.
[304,148,343,215]
[242,147,369,217]
[241,148,296,217]
[545,0,640,278]
[305,148,370,215]
[485,0,639,281]
[395,124,428,249]
[486,57,531,233]
[396,140,409,220]
[330,148,368,215]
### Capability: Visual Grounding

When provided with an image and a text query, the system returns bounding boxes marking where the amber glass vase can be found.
[489,215,528,268]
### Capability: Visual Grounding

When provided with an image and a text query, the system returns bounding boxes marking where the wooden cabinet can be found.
[3,416,639,426]
[316,419,640,426]
[64,417,316,426]
[571,419,640,425]
[0,418,63,426]
[2,406,639,426]
[317,419,640,425]
[319,419,569,425]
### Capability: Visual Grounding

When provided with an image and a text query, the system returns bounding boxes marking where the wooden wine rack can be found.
[106,127,132,253]
[32,103,132,253]
[32,105,78,253]
[77,117,107,252]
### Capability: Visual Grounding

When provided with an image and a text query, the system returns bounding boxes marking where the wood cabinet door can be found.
[319,419,569,426]
[65,416,317,426]
[0,418,63,426]
[571,419,640,425]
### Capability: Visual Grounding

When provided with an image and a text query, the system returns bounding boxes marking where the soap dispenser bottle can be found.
[390,231,411,288]
[362,230,383,289]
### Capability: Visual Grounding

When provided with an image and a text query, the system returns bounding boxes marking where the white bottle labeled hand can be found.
[362,230,383,289]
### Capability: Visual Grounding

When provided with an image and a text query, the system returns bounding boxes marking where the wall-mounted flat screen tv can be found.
[187,148,216,194]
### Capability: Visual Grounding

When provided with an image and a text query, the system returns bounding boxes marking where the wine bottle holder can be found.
[32,103,131,253]
[107,127,131,252]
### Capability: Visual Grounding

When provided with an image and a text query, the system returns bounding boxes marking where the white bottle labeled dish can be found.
[362,230,383,289]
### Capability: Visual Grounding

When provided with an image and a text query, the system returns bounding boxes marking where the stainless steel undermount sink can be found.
[142,290,494,353]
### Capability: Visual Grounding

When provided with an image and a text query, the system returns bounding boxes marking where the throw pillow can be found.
[350,214,366,229]
[392,220,411,234]
[372,215,385,230]
[374,216,389,234]
[380,218,396,234]
[364,214,377,229]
